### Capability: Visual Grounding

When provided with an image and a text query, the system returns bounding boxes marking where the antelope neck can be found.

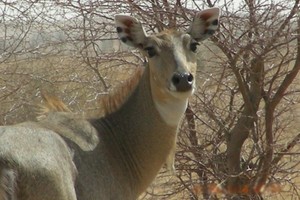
[92,66,177,196]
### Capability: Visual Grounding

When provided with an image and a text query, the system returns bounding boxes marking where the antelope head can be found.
[115,8,220,125]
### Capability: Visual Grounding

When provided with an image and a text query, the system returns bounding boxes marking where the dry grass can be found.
[0,53,140,123]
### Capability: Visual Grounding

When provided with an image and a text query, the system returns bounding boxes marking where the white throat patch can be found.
[153,97,188,127]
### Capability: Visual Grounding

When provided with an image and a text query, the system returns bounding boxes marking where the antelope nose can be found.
[171,72,194,92]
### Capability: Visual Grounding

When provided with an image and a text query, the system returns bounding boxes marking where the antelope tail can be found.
[36,93,99,151]
[36,93,71,120]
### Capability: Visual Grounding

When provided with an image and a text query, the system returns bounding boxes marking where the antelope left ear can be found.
[188,7,220,41]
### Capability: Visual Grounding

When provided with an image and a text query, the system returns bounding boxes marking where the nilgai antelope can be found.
[0,8,220,200]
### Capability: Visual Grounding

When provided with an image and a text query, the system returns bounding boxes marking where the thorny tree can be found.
[0,0,300,199]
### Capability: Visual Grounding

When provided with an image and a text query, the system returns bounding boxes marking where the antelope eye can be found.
[144,46,156,58]
[190,42,199,53]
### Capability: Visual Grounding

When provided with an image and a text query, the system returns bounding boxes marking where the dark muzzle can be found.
[171,72,194,92]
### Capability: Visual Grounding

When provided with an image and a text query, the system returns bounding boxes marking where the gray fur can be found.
[0,68,176,200]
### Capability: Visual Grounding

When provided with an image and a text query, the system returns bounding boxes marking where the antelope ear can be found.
[115,15,147,48]
[188,7,220,41]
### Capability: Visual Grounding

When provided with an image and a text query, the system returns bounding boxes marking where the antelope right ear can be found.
[188,7,220,41]
[115,15,147,48]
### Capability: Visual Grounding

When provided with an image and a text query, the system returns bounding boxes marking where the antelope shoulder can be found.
[37,112,99,152]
